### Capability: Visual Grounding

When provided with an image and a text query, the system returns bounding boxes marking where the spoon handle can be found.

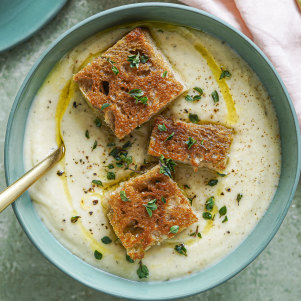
[0,146,64,213]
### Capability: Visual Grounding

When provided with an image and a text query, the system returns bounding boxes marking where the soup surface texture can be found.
[24,23,281,281]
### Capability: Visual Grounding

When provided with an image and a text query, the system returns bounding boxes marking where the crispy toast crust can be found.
[73,27,186,139]
[106,165,198,259]
[148,116,233,171]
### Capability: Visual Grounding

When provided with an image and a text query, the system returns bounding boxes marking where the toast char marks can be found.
[107,165,198,260]
[148,116,233,171]
[73,27,186,139]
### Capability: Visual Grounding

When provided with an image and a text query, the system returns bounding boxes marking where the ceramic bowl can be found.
[5,3,301,300]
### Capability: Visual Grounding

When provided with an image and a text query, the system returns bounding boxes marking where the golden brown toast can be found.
[73,27,186,139]
[148,116,234,171]
[106,165,198,260]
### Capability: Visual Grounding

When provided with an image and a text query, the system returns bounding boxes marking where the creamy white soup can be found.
[24,23,281,281]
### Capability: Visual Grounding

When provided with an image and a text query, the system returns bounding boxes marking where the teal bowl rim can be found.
[4,3,301,300]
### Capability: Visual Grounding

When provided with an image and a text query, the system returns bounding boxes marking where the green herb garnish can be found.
[92,180,103,187]
[207,179,218,186]
[185,136,197,149]
[161,196,166,203]
[205,196,215,211]
[184,184,190,189]
[71,216,80,223]
[219,69,231,80]
[120,190,131,202]
[219,206,227,216]
[162,71,167,78]
[185,94,201,102]
[122,141,132,148]
[144,199,157,217]
[165,132,174,141]
[188,113,200,123]
[100,103,111,111]
[85,130,90,139]
[193,87,203,95]
[92,140,97,150]
[107,142,115,147]
[94,250,103,260]
[237,193,243,205]
[211,90,219,104]
[189,226,202,238]
[158,123,167,131]
[170,225,179,234]
[174,244,187,256]
[101,236,112,244]
[126,254,134,263]
[127,52,148,68]
[94,118,102,127]
[107,171,115,180]
[217,172,227,177]
[159,155,176,178]
[137,261,149,279]
[128,89,148,105]
[222,216,228,223]
[202,212,213,220]
[106,58,119,75]
[108,164,114,169]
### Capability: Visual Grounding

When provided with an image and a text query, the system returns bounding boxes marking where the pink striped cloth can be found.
[180,0,301,125]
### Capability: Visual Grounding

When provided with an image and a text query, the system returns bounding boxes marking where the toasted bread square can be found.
[73,27,186,139]
[148,116,233,171]
[106,165,198,260]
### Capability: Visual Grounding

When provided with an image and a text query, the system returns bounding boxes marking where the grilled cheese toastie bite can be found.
[106,165,198,260]
[148,116,234,171]
[73,27,186,139]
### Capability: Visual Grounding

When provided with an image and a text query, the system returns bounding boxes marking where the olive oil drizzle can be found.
[55,79,107,254]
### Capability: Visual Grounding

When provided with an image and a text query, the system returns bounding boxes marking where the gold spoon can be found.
[0,145,65,213]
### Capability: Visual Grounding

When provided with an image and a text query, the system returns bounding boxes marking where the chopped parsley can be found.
[161,196,166,203]
[202,212,213,220]
[120,190,131,202]
[193,87,203,95]
[92,140,97,150]
[108,164,114,169]
[162,71,168,78]
[165,132,174,141]
[100,103,111,111]
[127,52,148,68]
[185,136,197,149]
[174,244,187,256]
[211,90,219,104]
[189,226,202,238]
[107,171,115,180]
[189,113,200,124]
[101,236,112,244]
[170,225,179,234]
[106,58,119,75]
[92,180,103,187]
[144,199,157,217]
[70,216,80,223]
[222,216,228,223]
[219,206,227,216]
[122,141,132,148]
[237,193,243,205]
[128,89,148,105]
[85,130,90,139]
[159,155,176,178]
[94,250,103,260]
[205,196,215,211]
[207,179,218,186]
[137,261,149,279]
[219,69,232,80]
[94,118,102,127]
[158,123,167,131]
[126,254,134,263]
